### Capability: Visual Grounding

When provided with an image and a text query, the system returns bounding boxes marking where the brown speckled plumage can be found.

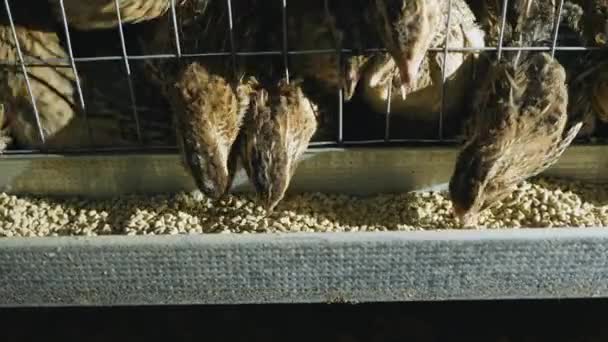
[288,1,371,100]
[360,0,484,122]
[239,78,318,212]
[567,52,608,137]
[449,7,582,226]
[578,0,608,46]
[372,0,442,97]
[169,63,252,197]
[47,0,184,30]
[592,62,608,122]
[140,0,258,198]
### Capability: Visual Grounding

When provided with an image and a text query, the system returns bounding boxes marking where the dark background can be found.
[2,299,607,342]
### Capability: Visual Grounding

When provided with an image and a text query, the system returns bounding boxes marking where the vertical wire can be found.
[57,0,91,145]
[281,0,290,83]
[334,14,344,144]
[170,0,182,58]
[550,0,565,58]
[226,0,240,80]
[3,0,45,146]
[324,0,343,144]
[384,67,392,142]
[114,0,143,144]
[438,0,454,141]
[496,0,510,61]
[337,74,344,144]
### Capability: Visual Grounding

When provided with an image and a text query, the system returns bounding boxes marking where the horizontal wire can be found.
[0,46,605,67]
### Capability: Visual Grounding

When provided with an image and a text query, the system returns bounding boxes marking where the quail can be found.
[288,1,372,101]
[236,2,320,211]
[449,2,583,226]
[370,0,444,99]
[359,0,484,126]
[577,0,608,46]
[139,0,258,199]
[238,77,318,212]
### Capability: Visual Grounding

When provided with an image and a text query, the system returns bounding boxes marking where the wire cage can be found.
[1,0,608,307]
[0,0,603,192]
[0,0,597,154]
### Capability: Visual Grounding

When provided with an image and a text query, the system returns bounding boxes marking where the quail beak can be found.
[191,166,230,200]
[342,77,358,101]
[397,54,424,100]
[452,204,478,228]
[183,143,232,200]
[397,66,412,101]
[259,190,283,216]
[452,202,466,219]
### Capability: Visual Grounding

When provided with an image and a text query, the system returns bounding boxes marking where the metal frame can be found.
[2,228,608,307]
[0,0,597,154]
[0,145,606,197]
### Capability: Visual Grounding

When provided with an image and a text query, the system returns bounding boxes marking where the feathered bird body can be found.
[287,1,372,101]
[360,0,485,124]
[449,5,582,226]
[47,0,186,30]
[238,77,318,212]
[140,0,262,198]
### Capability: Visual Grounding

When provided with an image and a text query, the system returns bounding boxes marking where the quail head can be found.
[46,0,189,30]
[239,78,318,212]
[590,60,608,123]
[139,0,267,199]
[565,50,608,137]
[580,0,608,46]
[288,2,370,101]
[449,49,582,227]
[360,0,484,123]
[169,62,251,198]
[370,0,442,99]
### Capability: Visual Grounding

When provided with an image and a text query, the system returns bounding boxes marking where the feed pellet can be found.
[0,176,607,237]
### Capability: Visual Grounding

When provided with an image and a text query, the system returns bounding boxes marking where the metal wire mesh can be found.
[0,0,597,155]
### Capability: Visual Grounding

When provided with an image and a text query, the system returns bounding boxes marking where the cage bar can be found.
[281,0,290,83]
[438,0,454,141]
[3,0,46,146]
[56,0,91,146]
[551,0,566,58]
[2,45,605,69]
[170,0,183,58]
[225,0,240,81]
[113,0,143,144]
[384,71,392,142]
[496,0,510,60]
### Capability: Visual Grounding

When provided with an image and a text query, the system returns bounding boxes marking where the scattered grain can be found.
[0,177,607,237]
